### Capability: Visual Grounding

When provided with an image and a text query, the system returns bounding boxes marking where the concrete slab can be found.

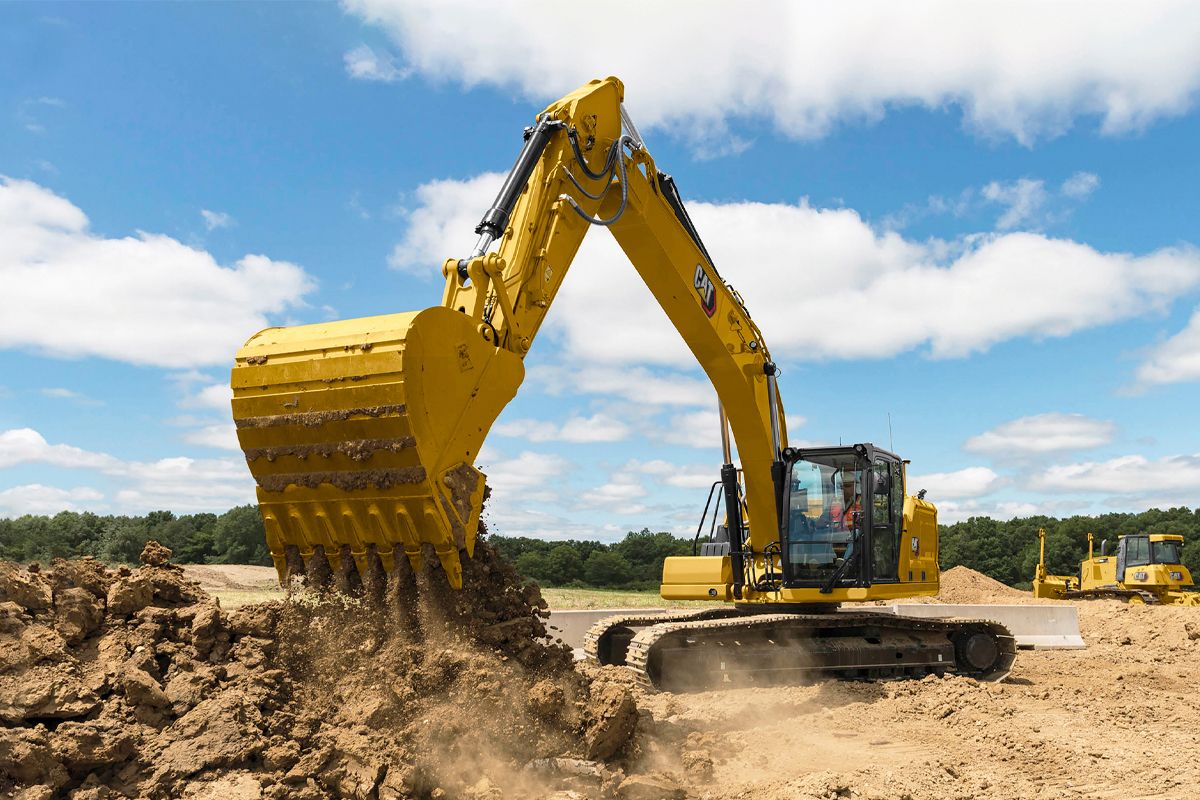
[544,608,669,651]
[544,603,1086,652]
[878,603,1086,649]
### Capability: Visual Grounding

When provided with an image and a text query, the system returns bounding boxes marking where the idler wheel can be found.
[956,631,1000,673]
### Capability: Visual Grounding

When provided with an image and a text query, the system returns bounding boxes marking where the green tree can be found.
[515,551,551,583]
[612,528,692,584]
[98,517,151,564]
[583,549,634,586]
[209,506,270,566]
[542,544,584,585]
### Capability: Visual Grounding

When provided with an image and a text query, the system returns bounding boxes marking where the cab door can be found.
[868,457,903,582]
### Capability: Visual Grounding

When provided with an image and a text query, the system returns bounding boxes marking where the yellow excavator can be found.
[230,77,1014,689]
[1033,529,1200,605]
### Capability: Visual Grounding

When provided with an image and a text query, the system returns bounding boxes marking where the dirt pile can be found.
[932,565,1029,604]
[0,542,638,800]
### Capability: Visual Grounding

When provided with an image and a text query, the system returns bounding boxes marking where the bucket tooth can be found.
[332,546,364,595]
[378,547,396,575]
[284,546,306,588]
[351,548,371,578]
[404,547,423,574]
[436,546,464,590]
[305,549,333,590]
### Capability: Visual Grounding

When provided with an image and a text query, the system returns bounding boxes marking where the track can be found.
[1063,588,1161,604]
[587,609,1016,692]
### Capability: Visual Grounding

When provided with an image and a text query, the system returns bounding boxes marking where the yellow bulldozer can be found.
[229,76,1015,689]
[1033,528,1200,605]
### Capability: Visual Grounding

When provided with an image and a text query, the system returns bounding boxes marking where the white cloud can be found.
[392,172,1200,367]
[656,410,722,450]
[907,466,1001,500]
[982,178,1048,230]
[965,413,1116,455]
[1061,171,1101,200]
[530,365,715,408]
[39,387,100,406]
[0,428,119,470]
[0,427,255,515]
[580,474,648,508]
[1036,453,1200,495]
[345,0,1200,145]
[17,97,64,134]
[482,505,611,541]
[182,422,240,451]
[935,498,1047,525]
[1133,308,1200,387]
[343,44,410,82]
[475,449,568,505]
[184,382,234,412]
[982,173,1101,229]
[112,456,255,513]
[388,172,504,277]
[493,413,630,443]
[0,178,316,368]
[628,458,719,490]
[200,209,234,231]
[0,484,104,516]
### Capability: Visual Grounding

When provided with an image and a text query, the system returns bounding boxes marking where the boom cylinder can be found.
[718,403,732,465]
[472,117,564,248]
[721,463,746,600]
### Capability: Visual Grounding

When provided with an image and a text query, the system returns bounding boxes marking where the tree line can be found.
[2,505,1199,590]
[0,506,271,567]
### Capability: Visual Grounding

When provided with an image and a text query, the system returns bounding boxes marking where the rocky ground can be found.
[2,550,1197,800]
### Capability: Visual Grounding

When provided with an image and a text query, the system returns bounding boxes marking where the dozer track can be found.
[1063,588,1161,604]
[588,610,1015,692]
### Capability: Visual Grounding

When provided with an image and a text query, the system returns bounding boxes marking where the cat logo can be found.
[693,264,717,317]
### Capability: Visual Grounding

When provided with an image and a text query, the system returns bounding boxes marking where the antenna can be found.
[888,412,894,452]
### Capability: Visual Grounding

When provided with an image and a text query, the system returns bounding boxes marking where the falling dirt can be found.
[0,542,637,800]
[2,548,1197,799]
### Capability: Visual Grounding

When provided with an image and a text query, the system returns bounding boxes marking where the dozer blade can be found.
[231,306,523,590]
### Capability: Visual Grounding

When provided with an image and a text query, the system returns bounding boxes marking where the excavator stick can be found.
[232,306,524,589]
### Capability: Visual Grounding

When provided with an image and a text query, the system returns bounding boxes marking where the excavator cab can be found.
[781,444,904,589]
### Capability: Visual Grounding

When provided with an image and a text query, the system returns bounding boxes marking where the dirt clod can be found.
[139,541,174,568]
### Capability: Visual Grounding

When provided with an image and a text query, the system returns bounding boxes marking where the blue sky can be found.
[3,2,1200,538]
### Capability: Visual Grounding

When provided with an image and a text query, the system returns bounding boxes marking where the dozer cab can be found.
[231,76,1016,689]
[1034,529,1200,605]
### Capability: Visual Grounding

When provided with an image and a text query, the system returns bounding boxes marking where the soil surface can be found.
[2,549,1197,800]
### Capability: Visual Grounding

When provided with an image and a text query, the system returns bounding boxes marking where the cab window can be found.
[870,459,902,581]
[1125,536,1150,568]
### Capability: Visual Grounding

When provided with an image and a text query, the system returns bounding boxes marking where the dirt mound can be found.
[0,542,637,800]
[934,565,1027,604]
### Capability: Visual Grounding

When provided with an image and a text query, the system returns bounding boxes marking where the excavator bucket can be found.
[231,306,523,590]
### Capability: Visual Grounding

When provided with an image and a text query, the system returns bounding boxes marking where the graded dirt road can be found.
[2,555,1197,800]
